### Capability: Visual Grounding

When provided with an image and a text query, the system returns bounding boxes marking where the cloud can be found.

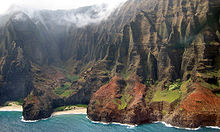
[0,0,128,28]
[0,0,127,15]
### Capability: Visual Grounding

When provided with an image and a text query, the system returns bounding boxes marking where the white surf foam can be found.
[86,116,137,128]
[154,121,201,131]
[205,126,220,130]
[21,116,52,123]
[20,114,220,130]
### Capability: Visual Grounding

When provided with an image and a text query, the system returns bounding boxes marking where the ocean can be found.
[0,112,219,132]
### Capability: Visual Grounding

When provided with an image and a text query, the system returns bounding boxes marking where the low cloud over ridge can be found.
[0,0,127,15]
[1,0,128,27]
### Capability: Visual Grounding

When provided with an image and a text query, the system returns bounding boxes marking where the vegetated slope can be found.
[88,0,220,128]
[0,4,118,106]
[0,0,219,128]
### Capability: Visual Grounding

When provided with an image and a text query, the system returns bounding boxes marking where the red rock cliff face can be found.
[166,83,220,128]
[88,76,151,124]
[88,0,220,128]
[0,0,219,127]
[88,79,220,128]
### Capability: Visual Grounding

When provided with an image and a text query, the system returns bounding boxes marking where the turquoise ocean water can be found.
[0,112,219,132]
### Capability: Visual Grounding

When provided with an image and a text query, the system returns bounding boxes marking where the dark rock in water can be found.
[22,66,66,120]
[23,93,53,120]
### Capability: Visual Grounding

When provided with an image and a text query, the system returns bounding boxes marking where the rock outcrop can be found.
[87,0,220,128]
[0,0,219,128]
[23,90,53,120]
[0,41,33,105]
[166,83,220,128]
[88,76,151,124]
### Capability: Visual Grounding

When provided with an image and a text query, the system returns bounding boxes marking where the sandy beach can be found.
[0,103,87,116]
[52,107,87,116]
[0,102,23,111]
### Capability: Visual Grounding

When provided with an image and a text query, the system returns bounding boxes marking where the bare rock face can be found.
[23,92,53,120]
[65,60,111,105]
[0,0,219,128]
[87,76,151,124]
[22,66,66,120]
[166,83,220,128]
[87,76,179,125]
[87,0,220,128]
[22,0,220,125]
[0,41,33,105]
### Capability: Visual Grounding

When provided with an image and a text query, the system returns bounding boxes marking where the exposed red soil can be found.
[88,76,150,124]
[167,83,220,128]
[180,83,220,113]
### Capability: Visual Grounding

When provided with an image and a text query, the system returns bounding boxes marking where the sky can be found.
[0,0,127,14]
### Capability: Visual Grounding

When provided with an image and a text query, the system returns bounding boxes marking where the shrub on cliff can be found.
[169,79,182,91]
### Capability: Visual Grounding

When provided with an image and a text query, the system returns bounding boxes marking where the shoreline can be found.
[87,117,220,130]
[0,103,22,112]
[0,104,87,116]
[21,107,87,123]
[86,116,137,128]
[154,121,201,131]
[0,105,220,130]
[154,121,220,130]
[52,107,87,116]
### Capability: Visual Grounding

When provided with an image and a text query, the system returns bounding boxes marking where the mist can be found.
[0,0,128,27]
[1,0,127,14]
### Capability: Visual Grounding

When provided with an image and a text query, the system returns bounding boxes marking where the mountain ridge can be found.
[0,0,219,128]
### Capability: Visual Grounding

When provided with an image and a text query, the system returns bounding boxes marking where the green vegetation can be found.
[162,110,167,116]
[152,89,181,103]
[123,72,130,79]
[54,82,72,96]
[55,106,67,111]
[60,90,75,97]
[216,93,220,98]
[4,99,24,106]
[145,88,154,103]
[15,99,24,105]
[27,95,33,101]
[78,77,86,82]
[95,100,101,105]
[52,66,79,82]
[6,103,12,106]
[113,94,132,110]
[66,74,79,82]
[169,79,182,91]
[154,81,159,86]
[151,79,182,103]
[180,78,192,95]
[209,41,219,45]
[144,78,151,87]
[54,104,88,111]
[100,71,109,75]
[75,104,88,108]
